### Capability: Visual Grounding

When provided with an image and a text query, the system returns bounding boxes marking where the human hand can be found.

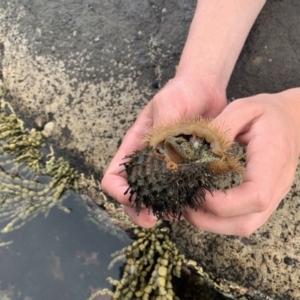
[102,0,267,231]
[183,88,300,236]
[101,76,227,227]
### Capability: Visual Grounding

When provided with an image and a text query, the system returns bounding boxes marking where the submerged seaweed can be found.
[88,223,248,300]
[0,91,79,235]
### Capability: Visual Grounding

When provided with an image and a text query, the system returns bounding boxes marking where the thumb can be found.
[214,96,264,140]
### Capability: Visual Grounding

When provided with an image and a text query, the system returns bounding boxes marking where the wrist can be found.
[176,0,266,91]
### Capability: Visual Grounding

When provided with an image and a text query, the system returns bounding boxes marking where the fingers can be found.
[172,90,298,235]
[101,103,153,204]
[183,206,270,236]
[101,174,131,205]
[123,206,158,228]
[199,97,289,217]
[200,137,283,217]
[214,95,265,139]
[197,94,298,227]
[184,163,293,236]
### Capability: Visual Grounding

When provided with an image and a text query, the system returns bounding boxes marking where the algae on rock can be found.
[88,223,247,300]
[0,84,79,234]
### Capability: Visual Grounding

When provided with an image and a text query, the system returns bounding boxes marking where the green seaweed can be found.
[0,83,79,234]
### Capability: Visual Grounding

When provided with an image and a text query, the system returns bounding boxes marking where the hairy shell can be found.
[122,118,243,220]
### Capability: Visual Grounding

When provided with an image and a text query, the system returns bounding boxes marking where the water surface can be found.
[0,191,130,300]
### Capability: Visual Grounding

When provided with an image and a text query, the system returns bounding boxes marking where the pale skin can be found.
[102,0,300,236]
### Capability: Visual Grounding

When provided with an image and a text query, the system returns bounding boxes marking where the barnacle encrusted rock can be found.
[122,118,243,220]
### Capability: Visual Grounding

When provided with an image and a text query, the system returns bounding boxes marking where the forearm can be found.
[176,0,266,91]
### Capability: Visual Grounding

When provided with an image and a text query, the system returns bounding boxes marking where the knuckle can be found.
[254,191,270,212]
[211,207,228,218]
[236,223,257,237]
[232,95,266,113]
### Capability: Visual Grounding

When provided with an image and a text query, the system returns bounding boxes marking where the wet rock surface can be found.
[1,0,300,298]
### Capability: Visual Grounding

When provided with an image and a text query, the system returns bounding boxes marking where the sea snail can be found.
[121,118,244,220]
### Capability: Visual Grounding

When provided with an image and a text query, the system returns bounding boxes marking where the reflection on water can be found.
[0,191,131,300]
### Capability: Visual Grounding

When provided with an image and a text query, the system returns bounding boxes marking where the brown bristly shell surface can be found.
[122,118,244,220]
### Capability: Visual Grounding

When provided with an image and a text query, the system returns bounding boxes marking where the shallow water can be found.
[0,191,131,300]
